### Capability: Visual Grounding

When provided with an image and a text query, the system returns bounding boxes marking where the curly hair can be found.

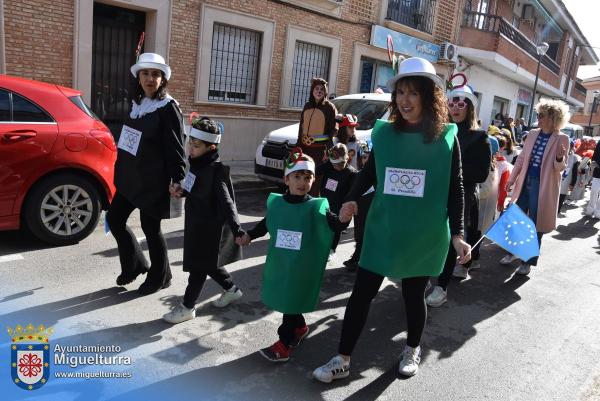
[535,98,570,131]
[388,76,449,143]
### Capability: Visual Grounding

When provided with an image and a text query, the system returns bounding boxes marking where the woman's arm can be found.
[553,135,569,171]
[159,102,186,183]
[345,149,377,202]
[447,139,464,237]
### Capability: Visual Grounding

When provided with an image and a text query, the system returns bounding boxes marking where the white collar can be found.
[130,95,176,119]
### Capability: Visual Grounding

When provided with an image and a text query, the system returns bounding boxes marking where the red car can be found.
[0,75,116,245]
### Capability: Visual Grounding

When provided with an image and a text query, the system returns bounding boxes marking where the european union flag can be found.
[485,203,539,262]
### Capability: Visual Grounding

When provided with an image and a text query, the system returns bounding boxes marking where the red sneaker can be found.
[259,340,290,362]
[290,325,309,348]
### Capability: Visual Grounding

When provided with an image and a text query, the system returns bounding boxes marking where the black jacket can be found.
[114,100,186,219]
[592,140,600,178]
[315,162,358,212]
[182,151,243,272]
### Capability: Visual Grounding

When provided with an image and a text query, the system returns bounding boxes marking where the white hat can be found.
[386,57,444,91]
[285,159,315,176]
[130,53,171,81]
[447,85,478,108]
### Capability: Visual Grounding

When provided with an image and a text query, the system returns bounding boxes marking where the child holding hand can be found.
[237,148,351,362]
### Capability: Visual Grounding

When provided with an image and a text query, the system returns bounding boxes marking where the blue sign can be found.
[370,25,440,63]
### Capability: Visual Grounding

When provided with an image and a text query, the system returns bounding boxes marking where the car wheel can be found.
[24,173,101,245]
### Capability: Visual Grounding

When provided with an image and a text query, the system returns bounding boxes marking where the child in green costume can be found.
[237,149,351,362]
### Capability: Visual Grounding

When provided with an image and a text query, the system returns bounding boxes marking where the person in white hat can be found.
[313,57,471,381]
[426,84,492,307]
[107,52,185,295]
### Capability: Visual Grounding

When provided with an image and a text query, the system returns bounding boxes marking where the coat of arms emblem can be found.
[8,324,53,390]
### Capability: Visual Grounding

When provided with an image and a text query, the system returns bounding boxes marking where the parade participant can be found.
[297,78,338,196]
[500,99,569,275]
[163,117,245,324]
[500,128,520,164]
[107,53,185,295]
[584,140,600,218]
[558,140,580,215]
[571,151,593,202]
[427,84,490,306]
[316,143,357,260]
[343,141,375,271]
[335,114,361,169]
[495,136,514,213]
[313,57,471,380]
[237,149,350,362]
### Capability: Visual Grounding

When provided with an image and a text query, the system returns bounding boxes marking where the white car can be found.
[255,92,391,183]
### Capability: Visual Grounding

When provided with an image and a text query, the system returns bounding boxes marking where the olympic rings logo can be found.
[390,174,421,190]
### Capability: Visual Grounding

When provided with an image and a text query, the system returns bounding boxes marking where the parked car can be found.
[0,75,117,245]
[560,123,584,140]
[255,92,391,183]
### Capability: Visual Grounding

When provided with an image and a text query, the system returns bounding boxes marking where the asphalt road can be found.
[1,186,599,401]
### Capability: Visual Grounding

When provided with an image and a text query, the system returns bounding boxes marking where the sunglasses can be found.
[447,100,467,109]
[537,112,549,118]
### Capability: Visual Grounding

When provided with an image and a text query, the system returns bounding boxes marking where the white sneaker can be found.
[212,287,243,308]
[426,286,447,307]
[499,254,519,265]
[327,250,335,263]
[398,345,421,377]
[452,265,469,279]
[163,303,195,324]
[469,261,481,270]
[515,263,531,275]
[313,355,350,383]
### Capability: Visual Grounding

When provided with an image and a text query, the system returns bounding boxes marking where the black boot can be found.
[138,271,172,295]
[116,264,149,286]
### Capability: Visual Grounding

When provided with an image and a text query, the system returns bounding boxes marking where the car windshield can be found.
[331,98,389,130]
[69,95,100,120]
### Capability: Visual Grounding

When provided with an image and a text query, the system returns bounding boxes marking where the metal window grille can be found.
[208,23,261,104]
[386,0,436,35]
[289,41,331,108]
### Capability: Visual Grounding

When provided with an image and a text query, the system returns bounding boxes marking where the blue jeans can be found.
[516,175,544,266]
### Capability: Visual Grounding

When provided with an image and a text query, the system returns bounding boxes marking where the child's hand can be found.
[340,201,358,219]
[169,183,182,195]
[236,234,252,246]
[452,235,472,265]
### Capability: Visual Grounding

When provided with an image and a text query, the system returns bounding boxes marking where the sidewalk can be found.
[227,160,274,190]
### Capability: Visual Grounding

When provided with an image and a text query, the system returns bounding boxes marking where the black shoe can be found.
[343,258,358,271]
[116,265,149,286]
[137,274,172,295]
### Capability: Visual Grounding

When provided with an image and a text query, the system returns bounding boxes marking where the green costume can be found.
[360,120,457,278]
[262,193,334,314]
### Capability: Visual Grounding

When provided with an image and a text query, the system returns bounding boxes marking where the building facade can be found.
[0,0,465,160]
[457,0,597,129]
[571,76,600,136]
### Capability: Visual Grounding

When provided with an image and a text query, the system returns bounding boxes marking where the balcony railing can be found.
[463,11,560,75]
[386,0,436,35]
[574,81,587,95]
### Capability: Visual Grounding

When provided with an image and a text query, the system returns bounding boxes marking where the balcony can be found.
[462,12,560,75]
[386,0,436,35]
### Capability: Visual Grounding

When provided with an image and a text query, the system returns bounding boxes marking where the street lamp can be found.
[527,42,550,127]
[587,90,600,135]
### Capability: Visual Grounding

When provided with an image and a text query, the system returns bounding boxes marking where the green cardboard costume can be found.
[262,193,334,314]
[360,120,457,278]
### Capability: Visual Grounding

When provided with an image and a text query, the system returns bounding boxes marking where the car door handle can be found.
[2,131,37,142]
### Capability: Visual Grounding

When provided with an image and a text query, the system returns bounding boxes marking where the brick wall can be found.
[168,0,371,119]
[348,0,378,24]
[4,0,73,87]
[433,0,460,43]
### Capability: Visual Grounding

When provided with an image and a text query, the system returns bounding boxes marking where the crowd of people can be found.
[106,53,600,383]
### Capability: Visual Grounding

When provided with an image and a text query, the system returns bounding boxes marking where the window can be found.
[208,23,262,104]
[359,59,395,93]
[386,0,436,34]
[289,41,331,108]
[332,98,389,130]
[0,90,9,121]
[12,93,53,122]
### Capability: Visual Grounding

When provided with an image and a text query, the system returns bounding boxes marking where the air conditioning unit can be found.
[439,42,459,64]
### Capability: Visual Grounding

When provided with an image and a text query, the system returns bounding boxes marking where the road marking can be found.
[0,254,24,264]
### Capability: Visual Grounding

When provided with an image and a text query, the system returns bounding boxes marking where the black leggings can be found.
[106,192,170,285]
[183,268,234,309]
[278,314,306,347]
[338,268,429,355]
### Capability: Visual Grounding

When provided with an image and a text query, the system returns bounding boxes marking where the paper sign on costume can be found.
[183,172,196,192]
[325,178,339,191]
[275,229,303,251]
[383,167,426,197]
[118,125,142,156]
